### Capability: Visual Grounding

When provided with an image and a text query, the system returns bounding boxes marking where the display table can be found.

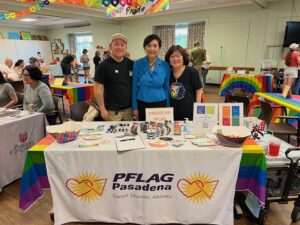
[20,122,267,224]
[219,74,273,96]
[0,111,47,192]
[250,93,300,127]
[50,82,94,105]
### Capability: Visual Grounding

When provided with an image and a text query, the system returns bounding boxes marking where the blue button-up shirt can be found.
[132,56,170,109]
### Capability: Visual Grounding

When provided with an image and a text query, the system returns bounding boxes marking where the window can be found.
[75,33,93,61]
[175,24,188,48]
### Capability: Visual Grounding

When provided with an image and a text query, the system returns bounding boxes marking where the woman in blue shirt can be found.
[132,34,170,121]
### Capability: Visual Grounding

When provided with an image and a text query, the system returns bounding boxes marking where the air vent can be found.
[64,22,91,28]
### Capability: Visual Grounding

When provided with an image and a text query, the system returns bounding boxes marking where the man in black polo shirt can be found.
[94,33,134,121]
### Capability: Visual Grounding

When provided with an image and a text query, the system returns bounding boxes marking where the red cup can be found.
[268,141,281,157]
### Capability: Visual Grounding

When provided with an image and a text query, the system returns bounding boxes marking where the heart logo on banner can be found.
[66,178,107,199]
[177,179,219,200]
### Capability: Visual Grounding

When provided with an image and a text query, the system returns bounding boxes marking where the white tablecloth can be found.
[45,122,242,225]
[0,111,47,191]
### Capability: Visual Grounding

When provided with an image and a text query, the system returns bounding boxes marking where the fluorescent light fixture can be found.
[19,18,36,22]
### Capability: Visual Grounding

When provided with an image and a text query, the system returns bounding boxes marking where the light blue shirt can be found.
[132,56,170,109]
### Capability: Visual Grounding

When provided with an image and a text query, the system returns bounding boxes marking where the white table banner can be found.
[0,112,47,191]
[45,143,242,225]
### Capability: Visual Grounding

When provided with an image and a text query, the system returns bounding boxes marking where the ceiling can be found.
[0,0,279,28]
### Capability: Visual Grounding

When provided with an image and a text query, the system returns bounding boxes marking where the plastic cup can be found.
[268,141,281,157]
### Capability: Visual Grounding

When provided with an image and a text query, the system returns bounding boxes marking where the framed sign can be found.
[193,103,218,133]
[146,107,174,122]
[219,103,243,126]
[20,31,32,40]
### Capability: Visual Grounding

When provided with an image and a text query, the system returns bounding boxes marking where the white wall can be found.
[118,0,300,83]
[45,22,121,59]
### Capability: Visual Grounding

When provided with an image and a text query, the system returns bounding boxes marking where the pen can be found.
[120,138,135,142]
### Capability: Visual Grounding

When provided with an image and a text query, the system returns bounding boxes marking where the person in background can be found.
[93,50,101,70]
[165,45,203,121]
[37,52,44,65]
[191,41,206,82]
[94,33,134,121]
[0,58,14,80]
[291,45,300,95]
[72,55,79,83]
[29,57,40,67]
[0,71,18,108]
[63,49,70,57]
[103,49,111,60]
[53,57,60,64]
[80,49,91,83]
[60,53,75,82]
[283,43,300,94]
[132,34,170,121]
[23,66,54,112]
[201,54,212,87]
[14,59,25,80]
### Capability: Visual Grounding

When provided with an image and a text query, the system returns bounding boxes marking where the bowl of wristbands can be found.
[213,125,251,147]
[46,121,82,144]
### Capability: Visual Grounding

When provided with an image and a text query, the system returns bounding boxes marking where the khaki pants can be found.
[107,107,133,121]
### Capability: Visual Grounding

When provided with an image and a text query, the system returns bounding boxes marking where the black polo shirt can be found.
[94,57,134,111]
[61,54,74,65]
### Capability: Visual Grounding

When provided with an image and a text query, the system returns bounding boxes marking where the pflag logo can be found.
[19,132,28,143]
[66,172,107,202]
[177,172,219,203]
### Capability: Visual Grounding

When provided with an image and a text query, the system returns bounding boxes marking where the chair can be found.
[225,93,250,117]
[8,81,24,93]
[70,101,90,121]
[259,99,300,146]
[45,95,63,125]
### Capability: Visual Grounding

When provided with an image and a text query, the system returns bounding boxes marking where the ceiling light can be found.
[19,18,36,22]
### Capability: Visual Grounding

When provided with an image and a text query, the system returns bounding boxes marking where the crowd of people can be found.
[1,32,299,124]
[0,53,56,124]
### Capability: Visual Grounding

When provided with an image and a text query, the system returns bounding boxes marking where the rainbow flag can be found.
[219,74,273,96]
[19,135,55,211]
[50,82,94,104]
[237,138,266,206]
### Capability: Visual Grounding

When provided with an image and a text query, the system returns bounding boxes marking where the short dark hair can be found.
[0,71,7,84]
[29,57,37,65]
[23,66,43,81]
[165,45,190,66]
[14,59,24,67]
[83,49,88,53]
[143,34,162,48]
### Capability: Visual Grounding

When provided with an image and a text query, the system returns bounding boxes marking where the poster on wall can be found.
[107,0,170,18]
[52,39,64,54]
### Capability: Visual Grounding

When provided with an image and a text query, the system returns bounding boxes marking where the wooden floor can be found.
[0,84,299,225]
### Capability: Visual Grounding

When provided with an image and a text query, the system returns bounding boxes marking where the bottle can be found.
[264,124,268,134]
[174,121,182,135]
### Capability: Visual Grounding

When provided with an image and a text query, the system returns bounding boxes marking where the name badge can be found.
[129,71,133,77]
[115,70,119,74]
